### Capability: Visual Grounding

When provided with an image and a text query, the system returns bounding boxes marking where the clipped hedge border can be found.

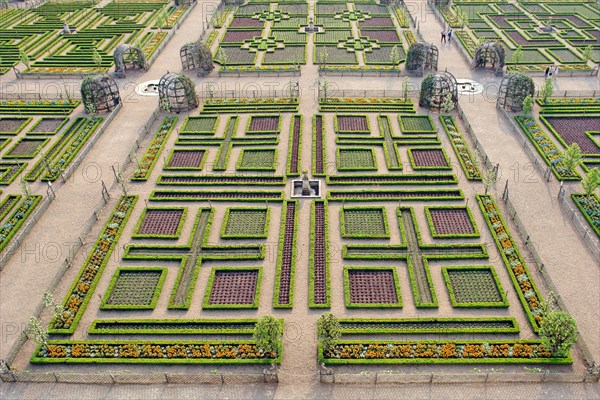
[0,162,27,185]
[219,206,270,239]
[319,340,572,365]
[0,194,21,222]
[424,205,481,239]
[343,266,402,308]
[338,317,520,334]
[571,193,600,238]
[442,265,509,308]
[340,206,390,239]
[132,206,187,239]
[100,267,167,310]
[536,97,600,107]
[131,116,177,181]
[477,194,544,332]
[273,200,298,308]
[31,339,281,365]
[309,200,331,308]
[49,195,138,334]
[202,267,262,309]
[439,115,482,180]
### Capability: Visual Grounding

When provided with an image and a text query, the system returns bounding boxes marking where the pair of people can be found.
[544,65,559,79]
[441,28,453,43]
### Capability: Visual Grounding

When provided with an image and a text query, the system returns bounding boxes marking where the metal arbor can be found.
[419,71,458,111]
[497,72,535,112]
[473,41,505,76]
[80,74,121,114]
[158,72,199,113]
[180,41,214,76]
[405,42,438,76]
[113,44,147,78]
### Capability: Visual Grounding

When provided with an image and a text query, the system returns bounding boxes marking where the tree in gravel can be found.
[389,45,401,75]
[402,76,410,101]
[539,311,578,357]
[582,167,600,199]
[25,316,48,348]
[482,165,497,195]
[539,77,554,103]
[522,94,533,116]
[316,312,341,357]
[561,143,582,174]
[253,315,282,359]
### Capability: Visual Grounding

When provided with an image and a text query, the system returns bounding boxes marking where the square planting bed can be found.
[337,148,377,171]
[237,149,277,171]
[247,115,280,134]
[408,148,451,170]
[360,29,401,43]
[341,207,389,238]
[229,17,264,28]
[425,206,480,238]
[203,268,261,309]
[541,116,600,155]
[27,117,68,135]
[165,149,206,170]
[100,268,167,310]
[442,266,508,308]
[180,116,218,134]
[398,115,436,134]
[358,17,394,27]
[0,117,31,135]
[133,207,187,239]
[221,207,269,238]
[221,30,263,43]
[3,137,49,159]
[335,115,370,134]
[344,267,402,308]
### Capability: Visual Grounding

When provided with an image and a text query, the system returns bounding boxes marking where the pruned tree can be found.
[316,312,341,356]
[482,165,497,195]
[216,47,228,68]
[402,76,410,101]
[582,167,600,199]
[389,45,401,75]
[25,316,48,348]
[318,47,329,66]
[253,315,282,359]
[92,48,103,68]
[561,143,582,174]
[522,94,533,116]
[581,45,592,63]
[539,77,554,103]
[19,50,30,69]
[511,45,523,65]
[539,311,578,357]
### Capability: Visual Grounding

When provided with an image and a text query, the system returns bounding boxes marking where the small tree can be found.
[216,47,228,68]
[561,143,582,173]
[253,315,282,358]
[582,167,600,199]
[539,77,554,103]
[25,316,48,348]
[316,312,341,356]
[539,311,578,357]
[401,76,410,101]
[19,50,30,69]
[581,45,592,63]
[511,45,522,65]
[442,92,454,113]
[522,94,533,116]
[318,47,328,66]
[389,45,401,75]
[457,10,469,29]
[91,48,102,69]
[320,77,330,101]
[482,165,497,195]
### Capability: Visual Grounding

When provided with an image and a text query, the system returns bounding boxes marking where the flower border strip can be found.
[476,194,544,332]
[273,200,298,308]
[49,195,138,334]
[571,193,600,238]
[337,317,520,334]
[88,318,269,335]
[439,115,482,180]
[31,340,281,365]
[0,195,42,254]
[131,116,177,181]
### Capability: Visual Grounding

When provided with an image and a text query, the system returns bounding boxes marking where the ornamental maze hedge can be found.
[27,93,573,367]
[438,0,599,72]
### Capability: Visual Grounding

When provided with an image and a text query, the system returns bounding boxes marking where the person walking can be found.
[553,65,559,79]
[544,65,550,79]
[448,28,453,42]
[441,29,446,43]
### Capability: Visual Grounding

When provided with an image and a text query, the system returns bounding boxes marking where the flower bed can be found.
[335,115,370,134]
[150,190,285,202]
[439,115,482,180]
[327,173,457,185]
[408,148,451,170]
[541,115,600,156]
[571,193,600,238]
[327,189,464,201]
[180,116,218,135]
[236,148,278,171]
[515,115,580,181]
[0,100,79,115]
[273,201,298,308]
[32,340,281,364]
[287,115,302,177]
[49,195,138,334]
[0,195,41,254]
[0,117,31,135]
[338,317,519,334]
[220,207,269,239]
[340,207,390,239]
[131,116,177,181]
[26,117,69,135]
[88,318,277,335]
[310,200,330,308]
[313,115,325,176]
[203,267,262,309]
[247,115,281,134]
[319,98,415,113]
[0,162,27,185]
[320,340,571,364]
[442,266,509,308]
[3,137,49,159]
[202,98,298,113]
[133,207,187,239]
[344,267,402,308]
[425,206,480,238]
[399,115,436,134]
[337,148,377,171]
[164,149,206,170]
[477,195,545,331]
[100,267,167,310]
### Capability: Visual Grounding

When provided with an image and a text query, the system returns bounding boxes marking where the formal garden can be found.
[0,0,597,389]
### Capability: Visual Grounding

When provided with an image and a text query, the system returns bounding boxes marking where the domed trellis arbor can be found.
[158,72,199,113]
[113,44,147,78]
[419,71,458,111]
[497,72,535,112]
[180,41,214,76]
[473,41,505,76]
[405,42,438,76]
[81,74,121,114]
